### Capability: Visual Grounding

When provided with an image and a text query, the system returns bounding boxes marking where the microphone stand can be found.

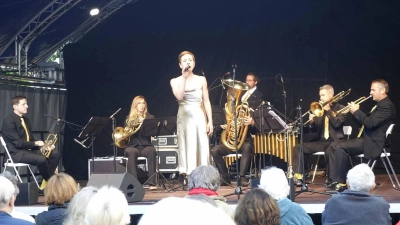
[232,65,243,198]
[110,108,121,173]
[43,114,83,173]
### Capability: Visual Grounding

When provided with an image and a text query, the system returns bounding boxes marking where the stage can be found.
[15,174,400,216]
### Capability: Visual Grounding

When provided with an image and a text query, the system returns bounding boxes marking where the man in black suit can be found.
[242,72,264,109]
[326,79,396,191]
[123,96,157,189]
[292,85,347,185]
[1,96,59,190]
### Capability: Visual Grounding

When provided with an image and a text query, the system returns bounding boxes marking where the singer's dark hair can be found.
[247,72,260,83]
[178,51,195,63]
[11,96,26,106]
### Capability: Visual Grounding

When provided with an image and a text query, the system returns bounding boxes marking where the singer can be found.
[1,96,60,190]
[124,96,157,190]
[170,51,213,180]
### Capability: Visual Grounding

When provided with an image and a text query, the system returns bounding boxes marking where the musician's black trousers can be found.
[292,140,332,176]
[211,142,253,179]
[12,149,60,181]
[125,145,156,185]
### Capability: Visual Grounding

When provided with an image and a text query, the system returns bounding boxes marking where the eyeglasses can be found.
[246,79,255,82]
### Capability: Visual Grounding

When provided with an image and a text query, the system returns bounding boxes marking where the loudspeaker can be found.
[15,183,39,206]
[87,173,145,203]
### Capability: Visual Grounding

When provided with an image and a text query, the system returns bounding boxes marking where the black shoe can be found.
[220,177,232,186]
[293,176,303,186]
[334,183,347,192]
[240,177,249,187]
[325,181,338,189]
[324,178,332,185]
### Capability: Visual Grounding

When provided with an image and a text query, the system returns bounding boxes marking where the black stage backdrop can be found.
[62,0,400,179]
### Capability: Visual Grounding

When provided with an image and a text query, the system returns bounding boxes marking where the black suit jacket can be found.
[353,97,396,159]
[309,102,346,142]
[126,112,155,147]
[246,87,264,109]
[1,112,39,161]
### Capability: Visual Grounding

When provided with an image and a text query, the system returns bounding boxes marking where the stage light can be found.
[90,8,99,16]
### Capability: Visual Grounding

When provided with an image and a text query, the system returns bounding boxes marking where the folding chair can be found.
[310,125,352,183]
[353,124,400,189]
[0,137,40,188]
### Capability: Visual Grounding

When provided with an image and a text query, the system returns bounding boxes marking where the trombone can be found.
[303,89,351,125]
[332,95,372,117]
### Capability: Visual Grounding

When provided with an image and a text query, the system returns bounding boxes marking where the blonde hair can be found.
[44,173,78,205]
[178,51,195,63]
[128,95,148,122]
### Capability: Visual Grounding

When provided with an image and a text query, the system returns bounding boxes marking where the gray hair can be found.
[259,167,290,201]
[320,84,334,95]
[84,185,130,225]
[0,171,19,196]
[188,165,220,191]
[0,176,15,208]
[63,186,98,225]
[347,163,375,192]
[184,194,218,207]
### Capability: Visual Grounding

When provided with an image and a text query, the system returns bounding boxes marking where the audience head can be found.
[184,194,218,207]
[0,171,19,197]
[63,186,98,225]
[234,188,280,225]
[45,173,78,205]
[188,165,220,191]
[347,163,375,192]
[259,166,290,201]
[138,197,235,225]
[0,176,16,214]
[84,185,130,225]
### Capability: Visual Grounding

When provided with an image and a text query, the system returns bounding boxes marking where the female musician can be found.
[170,51,213,176]
[124,95,157,189]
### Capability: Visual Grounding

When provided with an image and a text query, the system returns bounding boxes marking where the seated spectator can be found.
[0,171,35,223]
[63,186,98,225]
[187,165,234,219]
[138,197,235,225]
[184,193,218,207]
[259,167,313,225]
[0,176,34,225]
[36,173,78,225]
[84,186,130,225]
[322,163,391,225]
[234,188,280,225]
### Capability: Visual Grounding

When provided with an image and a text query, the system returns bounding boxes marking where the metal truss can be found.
[31,0,137,65]
[0,0,82,75]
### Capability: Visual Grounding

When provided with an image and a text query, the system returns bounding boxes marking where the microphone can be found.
[200,70,205,76]
[74,137,88,148]
[224,72,230,76]
[279,74,284,84]
[184,65,190,71]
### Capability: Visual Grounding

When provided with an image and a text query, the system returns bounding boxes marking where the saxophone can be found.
[40,134,57,158]
[112,115,143,148]
[220,79,251,151]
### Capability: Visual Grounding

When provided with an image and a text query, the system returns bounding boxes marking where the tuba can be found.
[112,115,143,148]
[40,134,57,158]
[220,79,251,151]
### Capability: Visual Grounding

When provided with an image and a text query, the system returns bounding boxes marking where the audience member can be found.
[0,176,34,225]
[184,194,218,207]
[63,186,98,225]
[234,188,280,225]
[36,173,78,225]
[0,171,35,223]
[84,186,130,225]
[259,167,313,225]
[187,165,234,219]
[138,197,235,225]
[322,163,391,225]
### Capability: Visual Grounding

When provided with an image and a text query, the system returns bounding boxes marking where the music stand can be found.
[77,117,111,177]
[211,105,226,146]
[141,116,177,192]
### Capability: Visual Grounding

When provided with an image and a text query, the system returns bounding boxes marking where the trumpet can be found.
[40,134,57,158]
[333,95,372,116]
[303,89,351,125]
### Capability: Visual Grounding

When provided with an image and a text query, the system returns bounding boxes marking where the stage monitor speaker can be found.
[87,173,145,203]
[15,183,39,206]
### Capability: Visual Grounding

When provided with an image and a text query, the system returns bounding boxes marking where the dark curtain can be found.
[62,0,400,179]
[0,84,67,171]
